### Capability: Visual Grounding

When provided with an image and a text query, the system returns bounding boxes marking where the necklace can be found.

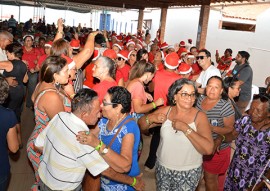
[105,114,127,135]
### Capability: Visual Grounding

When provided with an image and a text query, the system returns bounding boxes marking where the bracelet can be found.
[95,140,103,151]
[130,177,137,187]
[151,102,156,109]
[145,115,151,125]
[221,134,226,142]
[184,128,193,136]
[70,94,76,99]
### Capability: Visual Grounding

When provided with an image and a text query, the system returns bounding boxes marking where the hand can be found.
[155,98,164,107]
[145,93,153,102]
[90,31,100,38]
[62,83,75,97]
[76,131,99,147]
[5,77,18,87]
[57,18,64,29]
[212,137,222,155]
[149,113,167,124]
[133,173,145,191]
[30,68,35,73]
[172,120,188,132]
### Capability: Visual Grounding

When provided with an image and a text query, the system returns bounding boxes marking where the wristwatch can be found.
[101,147,109,155]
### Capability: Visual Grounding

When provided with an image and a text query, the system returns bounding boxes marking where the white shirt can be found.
[196,65,221,88]
[35,112,109,190]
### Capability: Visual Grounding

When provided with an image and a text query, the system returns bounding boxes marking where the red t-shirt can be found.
[36,47,45,56]
[22,46,40,70]
[116,64,131,83]
[153,69,182,106]
[217,56,232,70]
[148,51,155,63]
[83,63,95,89]
[93,80,117,103]
[191,61,202,76]
[37,54,48,68]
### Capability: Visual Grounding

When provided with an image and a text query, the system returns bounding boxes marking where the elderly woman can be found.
[77,86,140,191]
[92,56,117,103]
[27,56,71,191]
[0,74,19,190]
[196,76,235,191]
[223,94,270,190]
[138,78,213,190]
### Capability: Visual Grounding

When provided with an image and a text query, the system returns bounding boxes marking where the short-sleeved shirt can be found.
[37,54,48,68]
[196,65,221,88]
[232,62,253,101]
[116,64,131,83]
[22,46,40,70]
[153,69,181,106]
[93,80,117,103]
[127,81,147,113]
[35,112,109,190]
[0,105,17,177]
[196,96,235,150]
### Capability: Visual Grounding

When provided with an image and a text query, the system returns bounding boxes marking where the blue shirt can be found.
[98,114,140,191]
[0,105,17,177]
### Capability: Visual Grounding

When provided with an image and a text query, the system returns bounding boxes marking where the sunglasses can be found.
[196,56,206,60]
[117,57,123,61]
[102,100,118,106]
[253,94,269,103]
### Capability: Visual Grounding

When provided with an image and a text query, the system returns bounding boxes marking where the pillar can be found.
[196,5,210,49]
[159,7,168,43]
[137,9,144,32]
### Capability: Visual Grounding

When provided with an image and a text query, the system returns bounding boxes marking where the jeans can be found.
[0,174,9,191]
[26,72,38,108]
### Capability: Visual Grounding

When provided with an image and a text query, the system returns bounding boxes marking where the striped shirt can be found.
[35,112,109,190]
[196,95,235,150]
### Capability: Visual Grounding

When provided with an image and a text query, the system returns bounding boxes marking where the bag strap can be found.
[107,117,135,148]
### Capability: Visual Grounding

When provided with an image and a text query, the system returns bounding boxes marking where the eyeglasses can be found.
[117,57,123,61]
[178,92,196,99]
[253,94,269,103]
[196,56,206,60]
[102,100,118,106]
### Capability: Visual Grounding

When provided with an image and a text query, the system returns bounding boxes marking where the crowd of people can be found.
[0,16,269,191]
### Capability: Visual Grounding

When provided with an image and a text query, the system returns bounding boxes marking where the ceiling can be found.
[0,0,254,13]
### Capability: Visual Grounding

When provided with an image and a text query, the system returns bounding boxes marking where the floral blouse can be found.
[224,115,270,190]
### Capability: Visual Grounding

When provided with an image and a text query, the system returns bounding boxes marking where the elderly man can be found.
[196,49,221,94]
[35,89,144,191]
[0,31,13,62]
[232,51,253,114]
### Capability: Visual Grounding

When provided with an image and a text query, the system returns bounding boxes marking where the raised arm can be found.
[54,18,64,42]
[73,31,99,69]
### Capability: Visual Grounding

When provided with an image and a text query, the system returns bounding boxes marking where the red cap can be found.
[160,42,169,50]
[92,49,100,61]
[112,42,123,50]
[117,50,129,61]
[103,49,117,60]
[126,40,135,47]
[44,41,53,47]
[180,41,186,46]
[164,52,179,69]
[70,39,80,49]
[178,63,192,74]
